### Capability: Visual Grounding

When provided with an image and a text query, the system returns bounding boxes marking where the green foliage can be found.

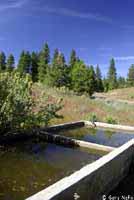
[0,72,62,135]
[31,51,39,82]
[48,50,68,87]
[103,78,109,92]
[0,71,32,133]
[71,61,87,94]
[117,76,126,88]
[6,54,15,72]
[17,51,31,74]
[130,94,134,99]
[88,65,97,95]
[71,61,96,96]
[107,58,117,90]
[38,43,50,82]
[89,113,98,122]
[32,101,63,127]
[52,48,59,64]
[0,52,6,71]
[95,65,104,92]
[105,116,117,124]
[127,64,134,86]
[1,42,134,98]
[69,49,77,67]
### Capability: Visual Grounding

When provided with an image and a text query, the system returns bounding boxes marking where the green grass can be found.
[33,83,134,126]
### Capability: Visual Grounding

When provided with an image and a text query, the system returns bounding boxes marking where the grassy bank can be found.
[94,87,134,102]
[33,83,134,126]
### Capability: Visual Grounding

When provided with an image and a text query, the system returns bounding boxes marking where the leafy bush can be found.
[130,94,134,99]
[0,72,62,135]
[89,113,98,122]
[105,116,117,124]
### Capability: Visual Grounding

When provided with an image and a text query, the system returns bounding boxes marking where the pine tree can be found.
[71,61,96,96]
[38,43,50,82]
[52,48,59,64]
[49,51,68,87]
[68,49,78,88]
[6,54,15,72]
[127,64,134,86]
[0,52,6,71]
[87,65,97,95]
[31,52,39,82]
[118,76,126,88]
[107,58,117,90]
[25,51,31,73]
[69,49,77,66]
[95,65,104,92]
[71,60,87,94]
[17,51,31,74]
[103,78,109,92]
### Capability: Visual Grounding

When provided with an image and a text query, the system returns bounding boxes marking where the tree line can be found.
[0,42,134,96]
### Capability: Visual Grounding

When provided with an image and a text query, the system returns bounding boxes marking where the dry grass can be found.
[94,87,134,102]
[33,83,134,126]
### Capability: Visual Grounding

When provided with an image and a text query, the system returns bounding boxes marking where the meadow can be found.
[34,83,134,126]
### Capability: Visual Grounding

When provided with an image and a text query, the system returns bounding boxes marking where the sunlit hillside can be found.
[33,83,134,126]
[94,87,134,102]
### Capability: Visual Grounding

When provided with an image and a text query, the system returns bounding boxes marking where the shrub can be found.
[0,72,62,135]
[89,113,98,122]
[105,116,117,124]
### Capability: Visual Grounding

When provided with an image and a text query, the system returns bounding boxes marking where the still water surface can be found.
[0,139,104,200]
[58,127,134,147]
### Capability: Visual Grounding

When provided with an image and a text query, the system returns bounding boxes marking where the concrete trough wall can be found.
[38,131,115,152]
[44,121,85,132]
[43,120,134,133]
[26,139,134,200]
[85,121,134,132]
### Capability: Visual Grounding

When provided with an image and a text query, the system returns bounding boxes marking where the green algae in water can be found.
[0,139,104,200]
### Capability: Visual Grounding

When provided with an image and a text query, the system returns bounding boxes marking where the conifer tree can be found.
[17,51,31,74]
[31,52,39,82]
[69,49,77,67]
[107,58,117,90]
[118,76,126,88]
[50,51,68,87]
[127,64,134,86]
[38,43,50,82]
[52,48,59,64]
[6,54,15,72]
[68,49,78,88]
[103,78,109,92]
[95,65,104,92]
[71,61,96,96]
[71,60,87,94]
[87,65,97,95]
[0,52,6,71]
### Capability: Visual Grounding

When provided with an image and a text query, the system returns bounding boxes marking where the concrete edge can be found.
[26,139,134,200]
[44,120,134,132]
[76,139,115,152]
[84,120,134,132]
[39,131,115,152]
[44,121,85,132]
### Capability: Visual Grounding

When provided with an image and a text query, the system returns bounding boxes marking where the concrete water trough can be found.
[26,121,134,200]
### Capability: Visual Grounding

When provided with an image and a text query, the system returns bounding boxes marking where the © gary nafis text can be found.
[102,195,134,200]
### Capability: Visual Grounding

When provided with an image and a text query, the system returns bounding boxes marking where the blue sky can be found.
[1,0,134,76]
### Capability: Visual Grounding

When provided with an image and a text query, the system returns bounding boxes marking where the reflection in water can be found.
[58,127,134,147]
[0,139,103,200]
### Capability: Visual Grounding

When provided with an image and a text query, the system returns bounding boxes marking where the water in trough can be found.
[0,138,105,200]
[57,127,134,147]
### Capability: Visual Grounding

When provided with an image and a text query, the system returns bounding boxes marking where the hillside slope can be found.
[34,84,134,126]
[93,87,134,103]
